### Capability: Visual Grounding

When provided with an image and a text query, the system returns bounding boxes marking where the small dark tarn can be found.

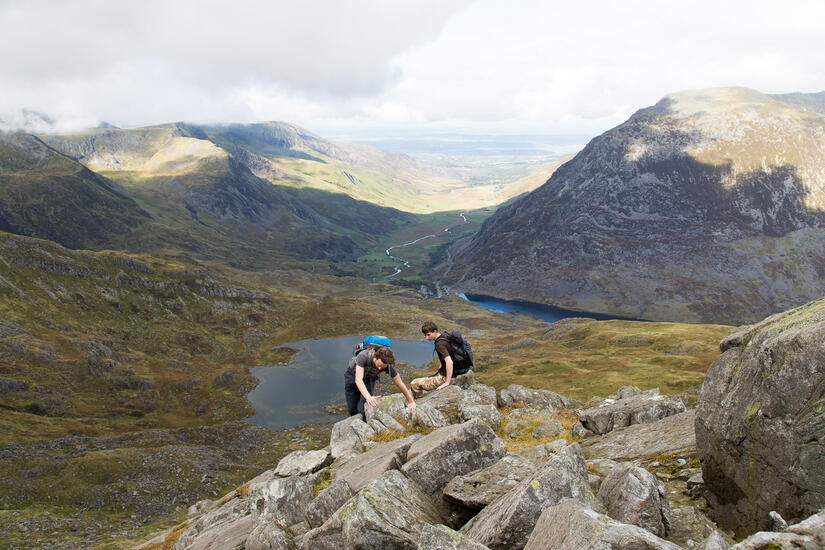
[460,294,647,323]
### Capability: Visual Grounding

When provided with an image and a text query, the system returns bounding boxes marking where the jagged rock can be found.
[301,470,444,549]
[274,449,332,477]
[246,523,295,550]
[695,531,730,550]
[787,509,825,546]
[506,406,557,423]
[329,415,376,459]
[366,406,406,433]
[459,403,501,431]
[695,298,825,535]
[579,410,696,460]
[304,479,353,529]
[417,385,465,423]
[769,511,789,531]
[499,384,581,411]
[513,439,568,464]
[576,389,686,435]
[462,383,497,407]
[402,418,507,496]
[669,506,724,547]
[597,463,672,537]
[729,531,819,549]
[332,434,420,492]
[503,417,533,438]
[522,499,682,550]
[461,443,595,550]
[249,476,314,528]
[417,523,491,550]
[533,420,563,439]
[587,458,618,478]
[410,401,450,429]
[572,421,593,438]
[174,497,252,550]
[452,371,478,389]
[443,453,537,512]
[188,498,217,519]
[365,393,410,425]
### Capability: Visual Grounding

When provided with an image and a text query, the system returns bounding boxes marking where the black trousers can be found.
[344,369,376,420]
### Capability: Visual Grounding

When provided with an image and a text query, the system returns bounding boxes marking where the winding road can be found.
[383,212,469,282]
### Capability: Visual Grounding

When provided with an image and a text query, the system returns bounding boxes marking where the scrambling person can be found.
[345,345,416,420]
[411,321,455,397]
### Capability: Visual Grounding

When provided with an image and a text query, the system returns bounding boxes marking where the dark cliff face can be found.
[446,88,825,325]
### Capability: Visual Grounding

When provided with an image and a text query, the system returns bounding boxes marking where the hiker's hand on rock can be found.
[407,401,416,410]
[435,382,449,391]
[366,395,378,407]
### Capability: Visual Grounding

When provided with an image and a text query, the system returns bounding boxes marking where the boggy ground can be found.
[0,231,733,548]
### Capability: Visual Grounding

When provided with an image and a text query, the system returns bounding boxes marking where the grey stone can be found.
[443,453,537,511]
[249,476,314,528]
[402,418,507,496]
[417,384,465,423]
[188,498,217,519]
[366,393,411,425]
[452,371,478,389]
[301,470,444,550]
[459,403,501,431]
[417,524,490,550]
[586,458,618,479]
[577,390,686,435]
[513,439,568,465]
[410,401,450,428]
[729,531,819,549]
[533,420,564,439]
[787,509,825,546]
[332,434,420,492]
[304,479,353,529]
[368,405,406,433]
[329,415,376,459]
[522,499,682,550]
[462,383,497,407]
[695,298,825,535]
[274,449,332,477]
[580,410,697,460]
[461,443,595,550]
[769,511,789,531]
[246,523,296,550]
[499,384,581,411]
[174,497,252,550]
[597,463,672,537]
[669,506,725,547]
[695,531,730,550]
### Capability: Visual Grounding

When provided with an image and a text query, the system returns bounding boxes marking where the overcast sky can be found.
[1,0,824,139]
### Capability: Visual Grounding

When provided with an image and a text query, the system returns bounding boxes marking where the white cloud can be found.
[1,0,823,137]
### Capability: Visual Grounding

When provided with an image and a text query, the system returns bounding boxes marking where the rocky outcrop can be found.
[580,410,696,460]
[695,297,825,535]
[332,434,420,492]
[444,87,825,325]
[499,384,581,411]
[577,387,686,435]
[273,449,332,477]
[442,453,537,512]
[597,463,672,537]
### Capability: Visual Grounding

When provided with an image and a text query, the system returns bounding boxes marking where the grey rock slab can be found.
[597,463,672,537]
[513,439,568,465]
[728,531,820,549]
[577,391,686,435]
[669,505,725,547]
[462,383,497,407]
[274,449,332,477]
[246,522,296,550]
[417,523,491,550]
[696,531,731,550]
[248,476,314,528]
[301,469,444,550]
[443,453,537,511]
[366,393,412,425]
[452,371,477,389]
[332,434,421,492]
[499,384,580,411]
[402,418,507,496]
[459,403,501,431]
[329,415,376,459]
[416,384,465,423]
[695,298,825,535]
[533,420,563,439]
[304,479,353,529]
[522,499,682,550]
[410,401,450,429]
[787,509,825,547]
[461,443,595,550]
[174,497,252,550]
[369,405,406,433]
[579,410,696,460]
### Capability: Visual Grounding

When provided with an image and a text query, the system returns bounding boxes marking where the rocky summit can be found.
[443,87,825,325]
[135,299,825,550]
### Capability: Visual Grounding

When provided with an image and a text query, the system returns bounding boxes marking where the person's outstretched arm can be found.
[392,374,416,410]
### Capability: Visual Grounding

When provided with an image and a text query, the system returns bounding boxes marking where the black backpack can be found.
[437,331,474,375]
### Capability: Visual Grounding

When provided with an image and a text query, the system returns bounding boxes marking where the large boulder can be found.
[246,523,296,550]
[274,449,332,477]
[401,418,507,496]
[329,415,376,459]
[365,393,411,425]
[461,443,595,550]
[249,476,314,529]
[522,499,682,550]
[332,434,420,492]
[417,524,490,550]
[577,389,686,435]
[499,384,581,411]
[443,453,537,512]
[416,384,465,423]
[300,470,444,550]
[580,410,696,460]
[596,463,672,537]
[304,479,353,529]
[695,297,825,535]
[173,497,253,550]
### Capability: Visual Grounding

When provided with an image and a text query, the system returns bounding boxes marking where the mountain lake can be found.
[459,293,645,323]
[247,336,435,430]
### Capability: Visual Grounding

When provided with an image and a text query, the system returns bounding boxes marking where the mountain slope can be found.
[443,87,825,324]
[0,132,150,249]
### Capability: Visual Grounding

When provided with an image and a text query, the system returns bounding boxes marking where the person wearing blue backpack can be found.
[344,335,416,420]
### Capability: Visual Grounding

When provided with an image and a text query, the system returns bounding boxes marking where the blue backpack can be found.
[352,335,392,356]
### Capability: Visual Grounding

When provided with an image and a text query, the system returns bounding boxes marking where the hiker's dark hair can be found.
[374,347,395,365]
[421,321,438,334]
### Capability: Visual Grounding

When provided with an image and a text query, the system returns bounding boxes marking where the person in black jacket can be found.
[411,320,454,398]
